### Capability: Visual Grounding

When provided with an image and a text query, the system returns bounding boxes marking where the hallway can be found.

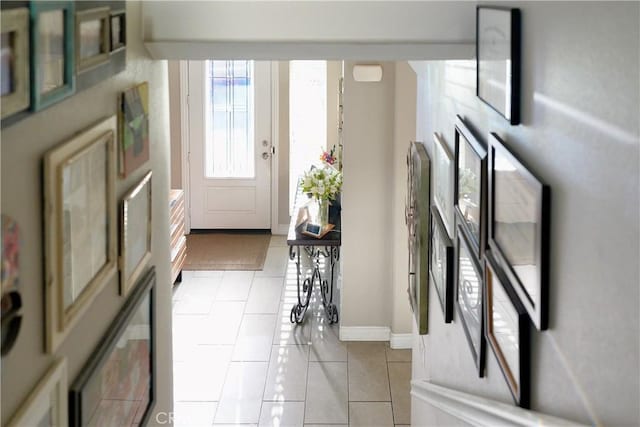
[172,236,411,426]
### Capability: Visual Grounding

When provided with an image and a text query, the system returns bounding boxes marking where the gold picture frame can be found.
[76,7,110,73]
[1,8,30,119]
[120,171,152,296]
[43,116,117,353]
[7,359,68,427]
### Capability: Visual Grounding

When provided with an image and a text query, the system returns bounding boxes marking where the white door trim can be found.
[270,61,280,235]
[179,60,191,234]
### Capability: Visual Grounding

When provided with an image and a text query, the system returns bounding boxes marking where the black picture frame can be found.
[429,205,454,323]
[454,115,488,258]
[69,267,156,427]
[109,10,126,52]
[488,133,550,330]
[476,6,521,125]
[484,249,530,408]
[455,224,485,377]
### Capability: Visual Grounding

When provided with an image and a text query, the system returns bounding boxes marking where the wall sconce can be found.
[352,64,383,82]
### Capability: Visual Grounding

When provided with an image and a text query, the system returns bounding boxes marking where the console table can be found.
[287,196,341,325]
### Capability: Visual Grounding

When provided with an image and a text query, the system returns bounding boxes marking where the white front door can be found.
[188,60,272,229]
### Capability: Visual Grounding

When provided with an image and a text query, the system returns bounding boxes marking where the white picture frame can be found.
[432,132,454,238]
[76,7,110,73]
[120,170,152,296]
[44,116,117,353]
[7,359,68,427]
[1,7,30,119]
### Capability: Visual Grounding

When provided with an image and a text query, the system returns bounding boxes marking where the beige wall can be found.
[391,62,417,335]
[0,2,173,425]
[340,61,395,329]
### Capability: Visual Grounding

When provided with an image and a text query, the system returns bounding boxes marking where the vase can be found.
[317,199,329,226]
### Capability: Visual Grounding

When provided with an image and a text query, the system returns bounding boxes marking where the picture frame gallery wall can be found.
[1,1,171,425]
[410,5,557,410]
[0,1,126,128]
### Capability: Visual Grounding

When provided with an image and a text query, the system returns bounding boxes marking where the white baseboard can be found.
[339,326,390,341]
[390,333,413,349]
[273,224,289,235]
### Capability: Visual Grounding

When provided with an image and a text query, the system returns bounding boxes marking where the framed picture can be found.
[110,10,126,52]
[485,249,530,408]
[454,115,487,257]
[432,132,454,237]
[120,171,152,296]
[455,224,485,377]
[7,358,68,427]
[406,141,430,334]
[43,116,117,353]
[76,7,110,73]
[75,2,126,94]
[1,7,30,119]
[70,267,156,427]
[119,82,150,177]
[488,133,550,330]
[429,206,454,323]
[1,214,20,293]
[476,6,521,125]
[1,214,22,356]
[30,1,75,111]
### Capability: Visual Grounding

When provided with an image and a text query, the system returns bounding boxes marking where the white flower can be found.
[300,166,342,201]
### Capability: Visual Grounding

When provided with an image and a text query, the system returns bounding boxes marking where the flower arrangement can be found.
[320,145,337,166]
[300,166,342,202]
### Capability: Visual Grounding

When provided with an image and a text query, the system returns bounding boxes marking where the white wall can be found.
[340,61,395,332]
[411,2,639,426]
[0,2,173,425]
[142,1,475,60]
[391,62,417,337]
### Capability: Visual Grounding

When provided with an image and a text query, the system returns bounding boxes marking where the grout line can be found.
[346,336,350,424]
[386,349,397,425]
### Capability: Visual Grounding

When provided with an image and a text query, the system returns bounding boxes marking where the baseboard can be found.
[273,224,289,235]
[339,326,390,341]
[390,333,413,349]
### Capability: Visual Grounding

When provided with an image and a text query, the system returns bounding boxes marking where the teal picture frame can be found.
[30,1,75,111]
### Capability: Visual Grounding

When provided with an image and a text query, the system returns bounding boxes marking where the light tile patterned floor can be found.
[172,236,412,426]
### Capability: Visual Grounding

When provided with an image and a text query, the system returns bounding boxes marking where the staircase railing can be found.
[410,380,589,427]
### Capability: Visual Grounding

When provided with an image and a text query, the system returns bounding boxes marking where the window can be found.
[289,60,327,211]
[205,60,255,178]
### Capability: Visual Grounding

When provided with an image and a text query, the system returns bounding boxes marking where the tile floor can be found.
[172,235,412,427]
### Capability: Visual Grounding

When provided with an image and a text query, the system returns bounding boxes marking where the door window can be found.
[205,60,255,178]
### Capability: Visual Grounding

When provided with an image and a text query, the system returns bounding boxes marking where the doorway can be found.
[187,60,273,229]
[288,60,327,213]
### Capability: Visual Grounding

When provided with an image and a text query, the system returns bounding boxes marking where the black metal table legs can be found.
[289,245,339,324]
